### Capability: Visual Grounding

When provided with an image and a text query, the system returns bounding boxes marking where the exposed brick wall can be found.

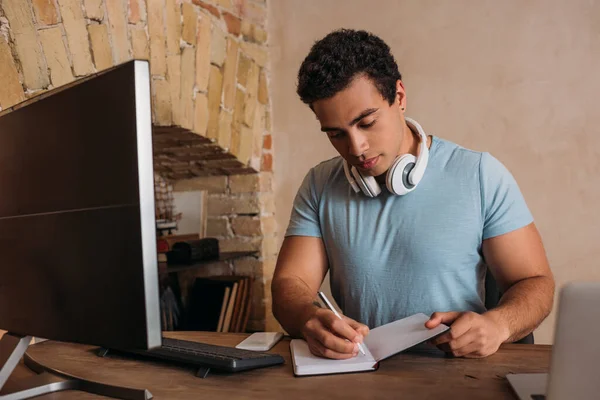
[0,0,271,173]
[0,0,278,332]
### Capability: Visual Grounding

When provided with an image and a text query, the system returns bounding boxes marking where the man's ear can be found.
[396,80,406,108]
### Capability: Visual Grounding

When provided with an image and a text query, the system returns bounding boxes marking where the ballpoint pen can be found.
[317,291,366,356]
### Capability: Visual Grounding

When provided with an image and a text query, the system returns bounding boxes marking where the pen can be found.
[317,291,366,356]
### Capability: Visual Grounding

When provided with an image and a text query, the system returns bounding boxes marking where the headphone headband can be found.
[404,117,429,186]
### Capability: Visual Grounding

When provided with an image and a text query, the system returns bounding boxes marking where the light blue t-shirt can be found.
[284,136,533,329]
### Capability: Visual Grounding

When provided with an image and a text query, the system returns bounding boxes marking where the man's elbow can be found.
[270,278,282,313]
[270,274,286,304]
[530,273,555,318]
[511,273,555,317]
[542,273,556,315]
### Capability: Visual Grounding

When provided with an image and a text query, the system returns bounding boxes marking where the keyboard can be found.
[121,337,284,373]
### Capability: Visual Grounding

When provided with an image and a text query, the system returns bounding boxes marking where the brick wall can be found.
[0,0,278,332]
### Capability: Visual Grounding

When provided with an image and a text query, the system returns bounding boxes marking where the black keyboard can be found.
[122,337,284,374]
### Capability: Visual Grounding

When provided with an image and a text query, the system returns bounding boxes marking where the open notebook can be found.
[290,313,449,376]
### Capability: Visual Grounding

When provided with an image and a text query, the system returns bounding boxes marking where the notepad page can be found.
[364,313,449,362]
[290,339,377,376]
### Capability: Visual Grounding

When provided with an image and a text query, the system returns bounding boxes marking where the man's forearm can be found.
[484,275,555,343]
[271,275,319,338]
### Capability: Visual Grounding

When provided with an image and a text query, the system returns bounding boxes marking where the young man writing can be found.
[271,29,554,359]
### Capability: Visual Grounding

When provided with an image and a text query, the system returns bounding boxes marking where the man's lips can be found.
[356,156,380,170]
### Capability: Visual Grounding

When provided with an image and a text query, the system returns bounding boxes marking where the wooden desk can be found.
[2,332,551,399]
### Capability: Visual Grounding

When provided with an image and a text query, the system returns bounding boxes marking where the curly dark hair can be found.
[297,29,402,106]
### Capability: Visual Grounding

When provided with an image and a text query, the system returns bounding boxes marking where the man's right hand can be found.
[301,307,369,359]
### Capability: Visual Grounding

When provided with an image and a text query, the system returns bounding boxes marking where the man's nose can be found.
[348,130,369,157]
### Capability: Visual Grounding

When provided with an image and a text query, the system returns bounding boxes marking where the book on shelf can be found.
[216,287,230,332]
[231,276,248,332]
[223,282,237,332]
[185,275,254,333]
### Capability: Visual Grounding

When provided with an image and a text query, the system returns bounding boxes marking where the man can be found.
[271,29,554,360]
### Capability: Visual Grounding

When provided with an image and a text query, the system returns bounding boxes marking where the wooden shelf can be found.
[164,251,259,274]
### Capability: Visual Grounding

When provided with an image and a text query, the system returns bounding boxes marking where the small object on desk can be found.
[166,238,219,265]
[317,291,366,355]
[236,332,283,351]
[290,313,449,376]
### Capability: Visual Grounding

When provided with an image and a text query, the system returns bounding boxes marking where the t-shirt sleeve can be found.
[480,152,534,240]
[284,168,322,238]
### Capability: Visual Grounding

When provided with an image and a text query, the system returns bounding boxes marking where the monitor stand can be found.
[0,333,152,400]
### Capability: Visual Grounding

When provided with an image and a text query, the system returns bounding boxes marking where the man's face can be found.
[312,75,406,178]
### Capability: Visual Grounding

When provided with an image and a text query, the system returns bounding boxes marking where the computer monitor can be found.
[0,60,161,398]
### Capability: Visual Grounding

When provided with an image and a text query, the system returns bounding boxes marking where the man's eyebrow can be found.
[320,108,379,132]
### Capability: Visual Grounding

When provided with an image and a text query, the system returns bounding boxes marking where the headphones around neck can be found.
[342,117,430,197]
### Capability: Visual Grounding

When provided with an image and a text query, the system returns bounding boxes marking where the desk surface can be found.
[2,332,551,399]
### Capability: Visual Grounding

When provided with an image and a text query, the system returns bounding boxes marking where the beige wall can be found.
[268,0,600,344]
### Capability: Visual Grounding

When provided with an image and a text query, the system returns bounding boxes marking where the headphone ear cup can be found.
[386,154,417,195]
[343,161,361,193]
[351,166,382,197]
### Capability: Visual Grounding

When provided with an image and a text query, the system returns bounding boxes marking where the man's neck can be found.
[375,122,430,184]
[400,122,420,157]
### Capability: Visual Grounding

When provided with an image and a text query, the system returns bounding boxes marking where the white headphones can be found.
[343,117,429,197]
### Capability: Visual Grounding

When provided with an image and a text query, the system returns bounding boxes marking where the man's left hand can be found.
[425,311,510,358]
